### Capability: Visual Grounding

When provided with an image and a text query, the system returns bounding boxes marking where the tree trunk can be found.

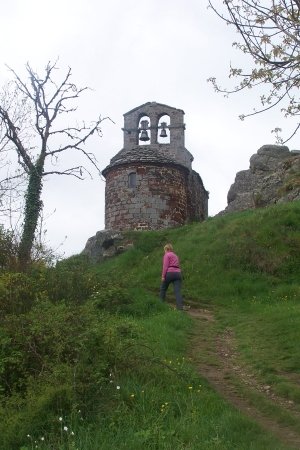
[18,159,44,269]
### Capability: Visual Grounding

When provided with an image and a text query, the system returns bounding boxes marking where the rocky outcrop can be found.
[81,230,133,263]
[223,145,300,214]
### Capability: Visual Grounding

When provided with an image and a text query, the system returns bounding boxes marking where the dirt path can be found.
[187,306,300,450]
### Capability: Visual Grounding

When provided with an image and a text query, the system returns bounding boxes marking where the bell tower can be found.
[123,102,185,144]
[122,101,193,169]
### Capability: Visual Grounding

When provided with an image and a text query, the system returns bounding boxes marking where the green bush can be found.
[0,272,43,315]
[41,257,99,304]
[0,382,74,450]
[91,285,133,313]
[0,255,102,310]
[0,226,17,271]
[0,298,144,449]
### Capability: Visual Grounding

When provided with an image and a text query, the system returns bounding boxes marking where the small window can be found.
[128,172,136,188]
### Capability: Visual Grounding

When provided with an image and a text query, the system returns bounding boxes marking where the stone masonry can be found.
[102,102,209,231]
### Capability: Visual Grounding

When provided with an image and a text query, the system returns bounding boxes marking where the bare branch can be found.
[43,165,92,179]
[0,105,34,171]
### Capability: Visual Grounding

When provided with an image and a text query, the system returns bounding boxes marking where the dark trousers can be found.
[160,272,183,310]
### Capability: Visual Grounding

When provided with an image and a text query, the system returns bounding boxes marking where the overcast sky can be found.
[0,0,298,257]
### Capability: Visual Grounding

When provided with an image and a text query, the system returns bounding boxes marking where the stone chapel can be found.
[102,102,209,231]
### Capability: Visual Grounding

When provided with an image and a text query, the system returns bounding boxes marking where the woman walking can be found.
[160,243,185,310]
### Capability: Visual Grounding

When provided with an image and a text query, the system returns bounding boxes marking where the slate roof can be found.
[102,146,185,177]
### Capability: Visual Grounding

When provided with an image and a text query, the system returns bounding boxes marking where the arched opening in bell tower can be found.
[138,115,151,145]
[157,114,170,144]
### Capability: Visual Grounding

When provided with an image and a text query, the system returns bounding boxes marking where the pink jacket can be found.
[162,251,181,279]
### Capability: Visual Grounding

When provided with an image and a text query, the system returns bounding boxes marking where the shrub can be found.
[0,299,144,449]
[0,226,17,271]
[0,272,43,316]
[91,285,133,313]
[41,256,99,304]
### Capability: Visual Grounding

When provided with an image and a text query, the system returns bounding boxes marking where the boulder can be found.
[222,145,300,214]
[81,230,132,263]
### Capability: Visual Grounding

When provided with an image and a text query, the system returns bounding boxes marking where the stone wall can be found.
[187,170,208,221]
[105,163,189,230]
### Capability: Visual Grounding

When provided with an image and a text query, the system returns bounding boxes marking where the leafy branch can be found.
[208,0,300,143]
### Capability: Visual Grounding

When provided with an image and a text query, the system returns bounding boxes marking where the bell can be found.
[160,128,167,138]
[140,130,150,141]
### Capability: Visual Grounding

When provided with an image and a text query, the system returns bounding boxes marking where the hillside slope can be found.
[88,200,300,448]
[0,201,299,449]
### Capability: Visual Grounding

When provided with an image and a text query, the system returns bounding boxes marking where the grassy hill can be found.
[0,201,299,449]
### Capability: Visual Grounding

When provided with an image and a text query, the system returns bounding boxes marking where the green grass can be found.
[32,310,285,450]
[60,204,300,448]
[3,201,300,449]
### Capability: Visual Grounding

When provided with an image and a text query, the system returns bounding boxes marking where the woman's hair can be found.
[164,243,173,252]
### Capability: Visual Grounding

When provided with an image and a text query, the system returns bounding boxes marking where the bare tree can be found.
[208,0,300,143]
[0,61,108,268]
